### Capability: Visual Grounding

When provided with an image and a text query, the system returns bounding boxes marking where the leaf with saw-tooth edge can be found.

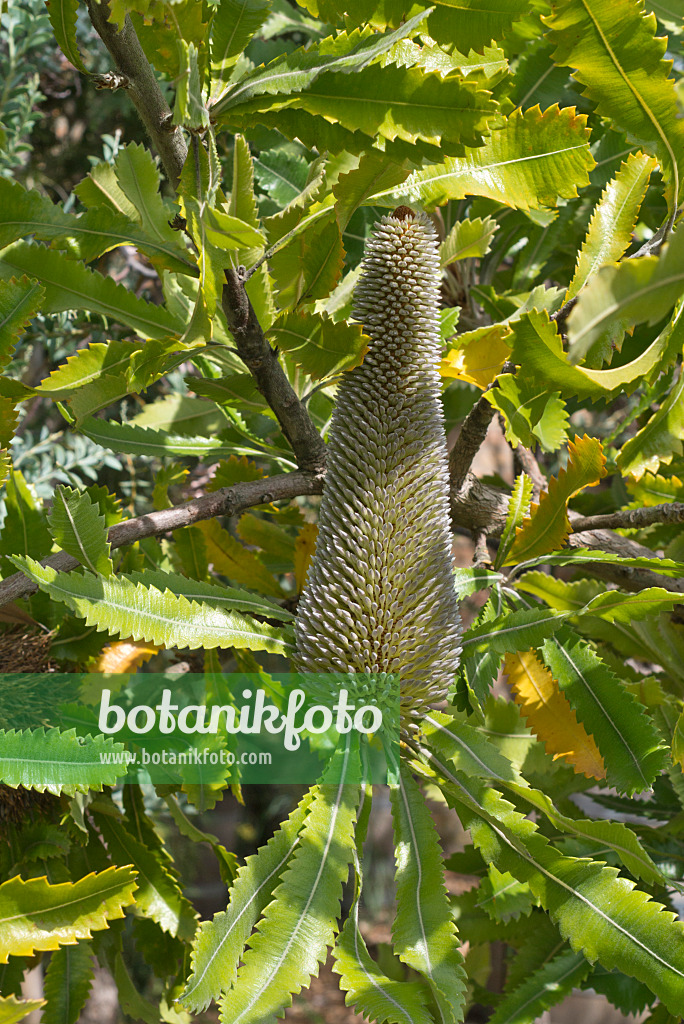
[197,518,285,599]
[41,943,94,1024]
[0,727,126,794]
[390,767,467,1024]
[486,376,569,453]
[0,866,137,962]
[566,153,656,302]
[0,468,52,575]
[268,310,368,379]
[488,949,590,1024]
[378,106,594,212]
[45,0,88,73]
[505,649,606,780]
[270,214,345,310]
[209,0,271,106]
[508,307,684,403]
[181,789,314,1012]
[9,557,292,655]
[48,486,113,577]
[440,215,498,267]
[0,278,44,372]
[545,0,684,209]
[618,362,684,480]
[36,341,142,398]
[333,150,410,233]
[505,435,607,565]
[0,244,183,340]
[0,994,45,1023]
[440,323,512,389]
[496,474,533,570]
[541,627,668,794]
[217,742,361,1024]
[427,0,530,54]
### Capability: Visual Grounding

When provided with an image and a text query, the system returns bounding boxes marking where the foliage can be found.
[1,0,684,1021]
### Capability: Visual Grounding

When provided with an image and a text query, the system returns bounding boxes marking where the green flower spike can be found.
[294,207,462,728]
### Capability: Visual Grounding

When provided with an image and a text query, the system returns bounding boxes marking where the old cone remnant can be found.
[294,208,462,727]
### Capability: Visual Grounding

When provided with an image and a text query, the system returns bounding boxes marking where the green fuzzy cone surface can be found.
[294,209,462,723]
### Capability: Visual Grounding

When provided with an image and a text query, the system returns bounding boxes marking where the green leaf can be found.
[124,568,292,620]
[217,742,361,1024]
[478,864,535,923]
[427,0,530,53]
[496,474,533,569]
[0,866,137,962]
[36,340,142,397]
[49,485,113,576]
[545,0,684,208]
[42,943,94,1024]
[197,518,285,599]
[209,0,272,106]
[212,13,432,119]
[488,949,590,1024]
[45,0,88,73]
[0,278,44,372]
[94,812,197,940]
[0,995,45,1024]
[268,309,367,379]
[567,223,684,365]
[618,361,684,479]
[0,468,52,574]
[541,628,668,794]
[0,244,184,340]
[179,136,226,316]
[79,416,270,461]
[566,152,656,301]
[0,727,126,794]
[333,150,410,233]
[440,215,498,267]
[114,143,183,250]
[269,214,345,309]
[391,768,467,1024]
[9,557,292,655]
[181,789,314,1011]
[511,546,684,576]
[382,106,594,212]
[462,608,564,659]
[0,177,196,275]
[174,40,210,129]
[164,792,238,885]
[508,307,684,402]
[486,376,569,453]
[227,134,261,230]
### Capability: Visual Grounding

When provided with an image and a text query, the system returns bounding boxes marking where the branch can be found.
[571,503,684,533]
[450,472,684,595]
[0,471,324,608]
[222,269,327,474]
[85,0,187,188]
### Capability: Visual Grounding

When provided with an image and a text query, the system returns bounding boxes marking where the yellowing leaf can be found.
[197,518,284,598]
[505,650,606,780]
[505,435,606,564]
[441,324,512,389]
[88,639,160,673]
[294,523,318,594]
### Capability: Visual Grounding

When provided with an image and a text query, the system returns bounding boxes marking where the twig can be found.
[222,269,327,474]
[85,0,187,188]
[550,295,578,325]
[0,471,324,608]
[571,502,684,534]
[448,361,516,493]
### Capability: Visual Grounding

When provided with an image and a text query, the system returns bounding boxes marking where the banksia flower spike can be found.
[294,208,462,728]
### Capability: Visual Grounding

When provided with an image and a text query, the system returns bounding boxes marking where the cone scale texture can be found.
[294,209,462,722]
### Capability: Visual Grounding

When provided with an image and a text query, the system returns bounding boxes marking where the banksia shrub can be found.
[294,208,462,727]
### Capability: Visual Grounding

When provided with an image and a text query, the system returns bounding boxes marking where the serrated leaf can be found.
[0,244,183,340]
[196,519,285,598]
[45,0,88,73]
[209,0,272,105]
[270,213,345,310]
[89,639,159,673]
[462,608,564,660]
[509,307,684,402]
[49,485,113,576]
[217,742,361,1024]
[0,468,52,574]
[212,13,431,119]
[567,223,684,365]
[174,40,210,129]
[75,161,137,219]
[9,557,292,654]
[505,435,607,564]
[79,416,268,461]
[496,474,533,570]
[440,323,512,388]
[94,813,197,940]
[41,942,94,1024]
[0,278,44,373]
[427,0,530,53]
[268,309,368,379]
[124,568,291,620]
[477,864,535,923]
[566,152,656,301]
[541,628,668,794]
[178,137,226,316]
[114,143,183,249]
[488,948,590,1024]
[181,789,313,1011]
[504,649,606,780]
[0,177,196,275]
[618,361,684,479]
[0,866,137,962]
[440,215,498,267]
[36,340,142,397]
[545,0,684,208]
[382,106,594,212]
[333,151,410,233]
[391,767,467,1024]
[294,522,317,595]
[0,995,45,1023]
[0,727,126,793]
[486,376,569,453]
